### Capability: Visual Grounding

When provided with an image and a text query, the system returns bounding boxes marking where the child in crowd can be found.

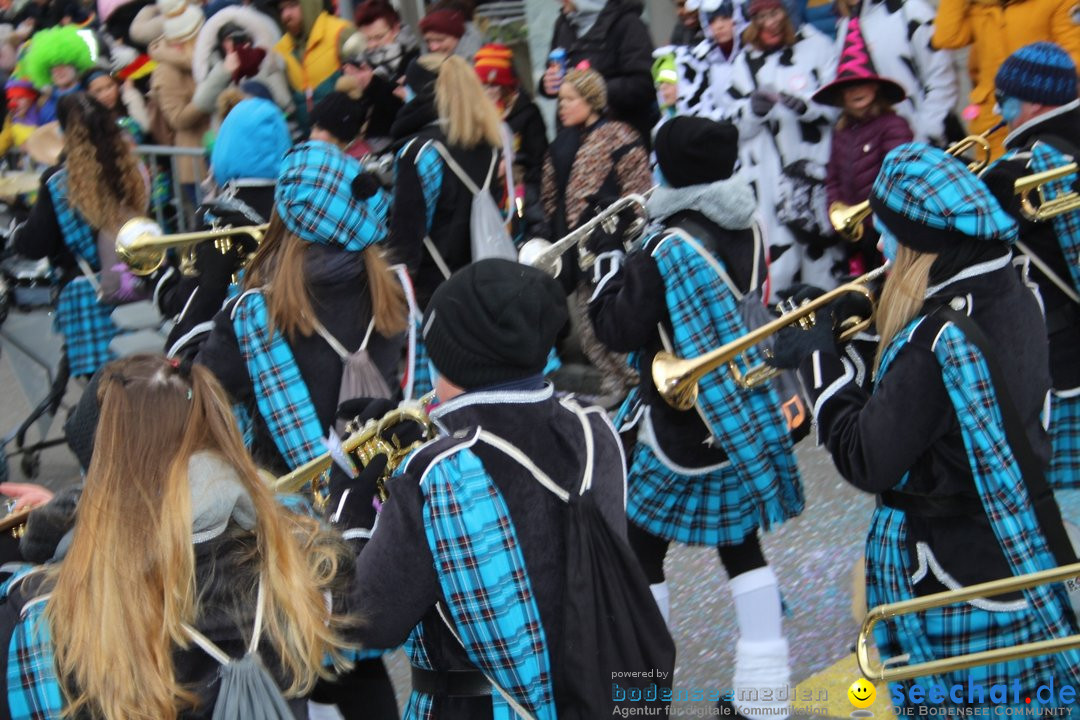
[815,18,912,274]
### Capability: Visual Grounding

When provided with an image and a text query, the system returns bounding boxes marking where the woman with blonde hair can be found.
[388,52,505,310]
[769,143,1080,711]
[0,353,353,719]
[12,92,150,377]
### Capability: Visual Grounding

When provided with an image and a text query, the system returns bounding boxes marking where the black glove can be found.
[775,284,873,336]
[337,397,396,428]
[767,305,838,370]
[584,204,638,256]
[779,92,807,115]
[326,454,386,534]
[194,236,248,287]
[750,89,777,117]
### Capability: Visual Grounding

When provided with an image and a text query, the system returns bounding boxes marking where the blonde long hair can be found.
[422,53,503,149]
[44,355,353,720]
[59,93,148,232]
[873,244,938,372]
[244,212,408,340]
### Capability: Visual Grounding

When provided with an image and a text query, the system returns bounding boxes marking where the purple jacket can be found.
[824,111,913,210]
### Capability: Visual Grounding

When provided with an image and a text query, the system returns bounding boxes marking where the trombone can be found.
[115,216,269,276]
[652,265,887,410]
[518,190,653,277]
[273,394,436,508]
[829,127,1001,242]
[858,562,1080,682]
[1015,162,1080,222]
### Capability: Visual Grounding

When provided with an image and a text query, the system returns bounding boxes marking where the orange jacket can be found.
[933,0,1080,155]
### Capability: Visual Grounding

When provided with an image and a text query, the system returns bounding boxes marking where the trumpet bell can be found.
[116,216,167,275]
[829,201,870,243]
[518,237,561,277]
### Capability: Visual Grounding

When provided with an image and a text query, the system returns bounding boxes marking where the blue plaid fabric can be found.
[866,315,1080,707]
[2,565,63,720]
[54,277,119,376]
[411,316,433,399]
[1048,391,1080,490]
[232,290,325,470]
[872,143,1018,244]
[275,141,391,251]
[45,170,98,269]
[409,442,555,720]
[644,231,803,539]
[1028,141,1080,306]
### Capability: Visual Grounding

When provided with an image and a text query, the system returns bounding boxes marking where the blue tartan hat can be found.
[274,140,391,252]
[869,142,1018,252]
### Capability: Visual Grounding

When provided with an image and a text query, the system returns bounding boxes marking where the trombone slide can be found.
[858,562,1080,683]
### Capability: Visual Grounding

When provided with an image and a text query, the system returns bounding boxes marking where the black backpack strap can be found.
[938,307,1078,568]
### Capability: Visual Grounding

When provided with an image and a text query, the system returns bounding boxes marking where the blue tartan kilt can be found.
[866,510,1066,710]
[625,440,799,547]
[1048,390,1080,490]
[54,277,121,377]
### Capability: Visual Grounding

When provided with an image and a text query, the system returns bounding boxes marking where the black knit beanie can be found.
[310,91,364,145]
[423,259,568,389]
[654,116,739,188]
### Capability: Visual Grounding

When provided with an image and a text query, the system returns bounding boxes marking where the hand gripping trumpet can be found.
[273,393,437,508]
[115,216,269,276]
[829,126,1002,243]
[652,265,887,411]
[518,190,654,277]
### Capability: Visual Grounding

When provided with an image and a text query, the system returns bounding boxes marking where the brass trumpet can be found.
[829,128,1002,242]
[273,395,436,507]
[652,265,887,411]
[858,561,1080,682]
[115,216,269,276]
[1015,162,1080,222]
[518,190,653,277]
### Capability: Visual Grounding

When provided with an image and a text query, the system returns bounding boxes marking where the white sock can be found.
[733,639,791,720]
[650,581,671,629]
[729,566,783,642]
[730,567,789,720]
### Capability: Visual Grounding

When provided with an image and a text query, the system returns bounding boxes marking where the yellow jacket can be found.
[933,0,1080,156]
[275,11,352,96]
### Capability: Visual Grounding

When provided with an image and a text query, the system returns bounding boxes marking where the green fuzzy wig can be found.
[23,27,94,90]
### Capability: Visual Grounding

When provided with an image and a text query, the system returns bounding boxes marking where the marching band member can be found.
[588,117,802,720]
[388,53,504,310]
[981,42,1080,491]
[196,140,407,476]
[770,142,1080,708]
[0,354,353,719]
[331,259,628,719]
[13,92,150,377]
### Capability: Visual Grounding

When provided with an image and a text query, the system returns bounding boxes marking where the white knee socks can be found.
[730,567,789,720]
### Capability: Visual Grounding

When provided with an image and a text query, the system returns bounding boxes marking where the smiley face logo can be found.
[848,679,876,708]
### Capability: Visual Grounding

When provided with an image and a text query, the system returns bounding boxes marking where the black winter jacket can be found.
[541,0,658,143]
[345,387,626,719]
[982,103,1080,390]
[195,245,402,475]
[797,253,1053,597]
[13,165,78,281]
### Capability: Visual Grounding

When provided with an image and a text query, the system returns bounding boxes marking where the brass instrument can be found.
[652,265,887,410]
[115,216,269,276]
[0,506,30,539]
[518,190,653,277]
[857,562,1080,682]
[829,127,1002,243]
[273,394,436,507]
[1015,162,1080,222]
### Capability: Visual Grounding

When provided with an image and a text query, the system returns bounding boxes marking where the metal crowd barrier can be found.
[134,144,208,233]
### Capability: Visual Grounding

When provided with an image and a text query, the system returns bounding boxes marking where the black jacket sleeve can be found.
[588,251,666,353]
[602,14,656,122]
[195,307,256,407]
[12,167,65,264]
[345,472,440,649]
[387,147,428,274]
[795,345,956,493]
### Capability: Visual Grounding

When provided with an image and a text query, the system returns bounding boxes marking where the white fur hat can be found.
[159,0,204,42]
